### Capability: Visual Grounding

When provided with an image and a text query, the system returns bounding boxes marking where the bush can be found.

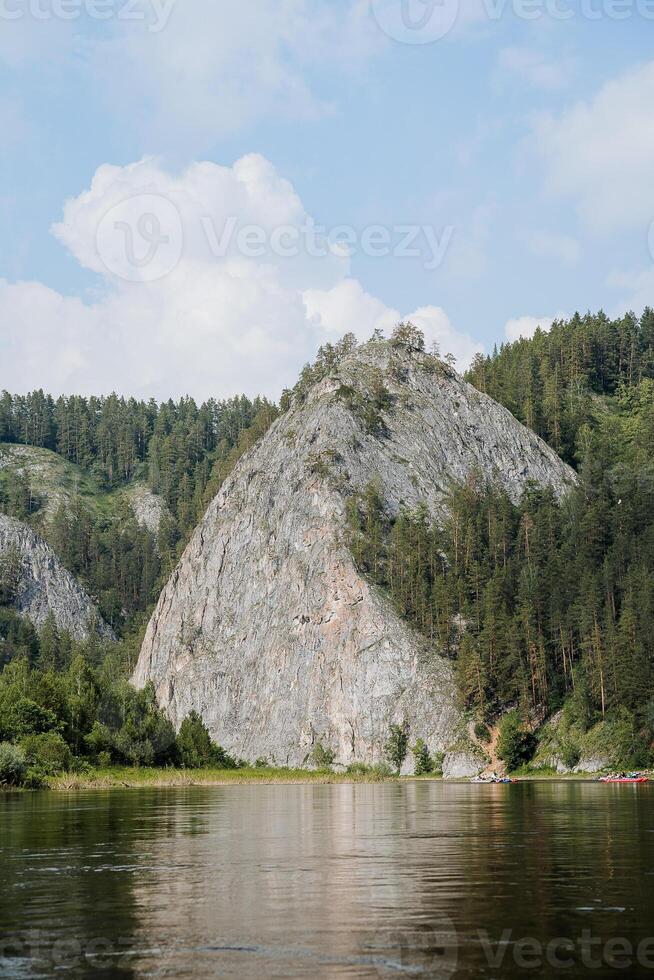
[22,768,46,789]
[96,683,177,768]
[176,711,212,768]
[384,721,410,774]
[85,722,112,757]
[608,708,651,769]
[4,698,59,739]
[311,742,336,769]
[176,711,237,770]
[20,732,72,775]
[211,744,238,770]
[497,712,537,772]
[0,742,27,786]
[560,742,581,771]
[345,762,393,779]
[474,722,491,744]
[390,322,425,351]
[411,739,434,775]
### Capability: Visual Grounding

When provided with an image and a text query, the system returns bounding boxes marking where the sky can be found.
[1,0,653,400]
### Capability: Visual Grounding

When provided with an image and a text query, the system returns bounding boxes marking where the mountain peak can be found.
[133,341,575,769]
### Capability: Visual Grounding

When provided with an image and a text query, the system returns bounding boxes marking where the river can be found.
[1,781,653,978]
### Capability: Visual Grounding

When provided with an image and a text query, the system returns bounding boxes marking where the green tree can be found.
[390,322,425,351]
[411,738,434,775]
[0,546,22,605]
[176,710,214,769]
[0,743,27,786]
[384,721,410,774]
[496,712,536,772]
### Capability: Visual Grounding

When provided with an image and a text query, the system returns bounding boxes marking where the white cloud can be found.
[0,155,482,400]
[304,279,398,341]
[505,313,566,343]
[530,61,654,232]
[304,282,483,368]
[407,305,483,367]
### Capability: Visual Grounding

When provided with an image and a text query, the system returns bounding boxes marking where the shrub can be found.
[608,707,651,769]
[390,322,425,351]
[345,762,393,780]
[311,743,336,769]
[384,721,410,775]
[5,698,59,739]
[560,742,581,771]
[497,712,537,772]
[0,742,27,786]
[113,726,156,767]
[474,722,491,744]
[211,744,238,770]
[99,684,177,768]
[22,768,46,789]
[85,721,112,757]
[20,732,72,775]
[176,711,213,768]
[175,711,236,770]
[411,739,434,775]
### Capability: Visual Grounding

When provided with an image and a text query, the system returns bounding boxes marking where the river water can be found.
[1,781,653,978]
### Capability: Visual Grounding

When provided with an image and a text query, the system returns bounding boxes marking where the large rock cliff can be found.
[0,514,114,641]
[133,342,575,768]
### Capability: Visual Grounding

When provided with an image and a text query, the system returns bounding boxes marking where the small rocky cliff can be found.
[0,514,114,641]
[133,341,575,768]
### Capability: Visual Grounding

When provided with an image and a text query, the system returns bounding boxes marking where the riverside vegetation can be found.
[2,313,654,787]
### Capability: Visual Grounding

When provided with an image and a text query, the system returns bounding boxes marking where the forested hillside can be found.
[0,392,278,781]
[467,309,654,464]
[0,393,278,635]
[347,310,654,768]
[2,312,654,777]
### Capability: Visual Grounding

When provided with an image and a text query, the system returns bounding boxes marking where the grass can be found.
[46,765,400,791]
[5,766,646,793]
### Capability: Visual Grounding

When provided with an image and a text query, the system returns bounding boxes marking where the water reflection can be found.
[1,782,653,978]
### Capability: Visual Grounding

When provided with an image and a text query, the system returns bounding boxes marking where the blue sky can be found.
[1,0,654,399]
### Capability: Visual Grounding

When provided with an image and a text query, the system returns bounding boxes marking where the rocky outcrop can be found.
[0,443,74,521]
[125,482,171,537]
[0,514,114,641]
[442,751,486,779]
[134,341,575,768]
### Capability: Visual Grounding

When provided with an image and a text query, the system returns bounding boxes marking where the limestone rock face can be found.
[125,482,171,537]
[0,514,114,641]
[442,751,486,780]
[134,342,575,768]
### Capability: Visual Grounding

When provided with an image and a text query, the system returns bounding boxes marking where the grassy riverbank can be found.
[42,767,649,791]
[45,765,400,790]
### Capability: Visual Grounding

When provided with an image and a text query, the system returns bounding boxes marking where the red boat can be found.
[599,776,649,783]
